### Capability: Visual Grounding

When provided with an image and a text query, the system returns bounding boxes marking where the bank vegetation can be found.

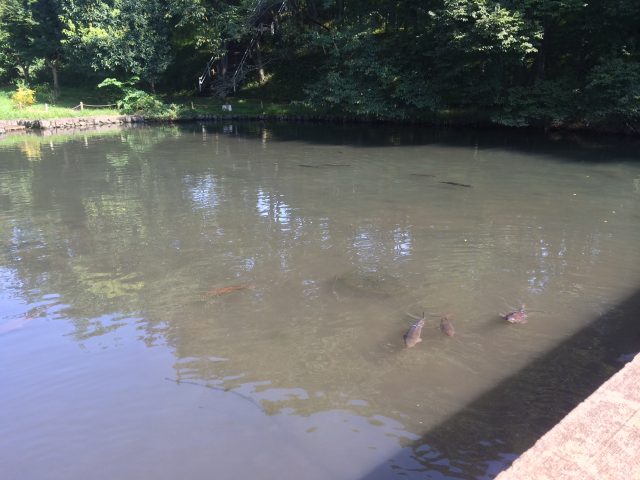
[1,1,638,133]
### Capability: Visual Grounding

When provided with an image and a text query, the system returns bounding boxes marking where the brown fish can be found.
[0,302,59,335]
[504,305,527,324]
[439,181,472,188]
[206,284,252,297]
[404,313,425,348]
[440,314,455,337]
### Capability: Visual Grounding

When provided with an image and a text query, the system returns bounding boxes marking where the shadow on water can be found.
[360,288,640,480]
[197,122,640,164]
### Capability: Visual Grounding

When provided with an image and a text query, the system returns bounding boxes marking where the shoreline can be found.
[1,113,639,138]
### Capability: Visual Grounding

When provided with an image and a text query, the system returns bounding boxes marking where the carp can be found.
[404,313,425,348]
[439,181,472,188]
[504,305,527,324]
[440,314,456,337]
[206,284,253,297]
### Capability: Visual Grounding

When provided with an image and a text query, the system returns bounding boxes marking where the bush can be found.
[118,90,164,114]
[494,80,576,127]
[582,59,640,123]
[33,83,55,104]
[96,77,131,103]
[11,83,36,109]
[97,77,175,116]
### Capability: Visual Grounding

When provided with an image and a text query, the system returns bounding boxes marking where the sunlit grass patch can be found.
[0,87,119,120]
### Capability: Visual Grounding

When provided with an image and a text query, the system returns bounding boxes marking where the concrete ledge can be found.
[496,353,640,480]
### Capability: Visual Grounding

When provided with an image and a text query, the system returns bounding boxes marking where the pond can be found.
[1,123,640,479]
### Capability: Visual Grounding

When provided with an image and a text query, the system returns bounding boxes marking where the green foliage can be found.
[11,83,36,109]
[0,0,38,80]
[0,0,64,94]
[62,0,171,89]
[582,59,640,123]
[496,80,576,127]
[97,77,139,99]
[301,1,539,116]
[0,86,119,119]
[30,0,64,63]
[118,90,165,115]
[0,0,638,129]
[303,26,401,117]
[33,83,55,103]
[98,76,176,116]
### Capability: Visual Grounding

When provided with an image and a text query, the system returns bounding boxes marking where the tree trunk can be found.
[534,22,548,82]
[47,59,60,100]
[535,43,546,81]
[17,63,31,83]
[307,0,318,21]
[255,40,266,84]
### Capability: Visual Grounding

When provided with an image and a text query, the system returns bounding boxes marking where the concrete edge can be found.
[496,353,640,480]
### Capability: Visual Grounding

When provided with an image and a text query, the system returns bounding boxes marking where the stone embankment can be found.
[2,113,639,136]
[496,353,640,480]
[0,115,144,134]
[0,114,382,136]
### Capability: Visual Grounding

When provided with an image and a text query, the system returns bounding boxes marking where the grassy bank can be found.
[0,86,316,122]
[0,87,120,120]
[0,85,488,124]
[2,86,635,136]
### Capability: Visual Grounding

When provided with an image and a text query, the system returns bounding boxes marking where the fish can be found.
[410,173,436,177]
[323,163,351,167]
[297,164,321,168]
[0,302,59,335]
[439,181,472,188]
[0,317,33,335]
[206,284,252,297]
[504,305,527,324]
[440,314,456,337]
[404,313,425,348]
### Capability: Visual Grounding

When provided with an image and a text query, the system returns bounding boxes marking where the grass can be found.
[0,85,317,122]
[0,86,119,120]
[1,83,491,125]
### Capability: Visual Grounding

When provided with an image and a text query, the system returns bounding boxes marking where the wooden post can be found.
[80,101,84,111]
[44,103,49,112]
[191,101,194,110]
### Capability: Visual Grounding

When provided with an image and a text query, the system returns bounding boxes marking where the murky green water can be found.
[2,123,640,479]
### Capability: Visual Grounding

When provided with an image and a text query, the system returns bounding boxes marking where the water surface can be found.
[2,124,640,479]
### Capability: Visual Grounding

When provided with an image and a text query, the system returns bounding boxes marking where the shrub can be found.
[494,80,576,127]
[96,77,133,103]
[97,77,173,116]
[33,84,55,104]
[11,83,36,109]
[118,90,164,114]
[582,59,640,123]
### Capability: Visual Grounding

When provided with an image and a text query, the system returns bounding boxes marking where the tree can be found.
[62,0,171,90]
[31,0,64,97]
[0,0,38,81]
[0,0,64,96]
[301,0,539,115]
